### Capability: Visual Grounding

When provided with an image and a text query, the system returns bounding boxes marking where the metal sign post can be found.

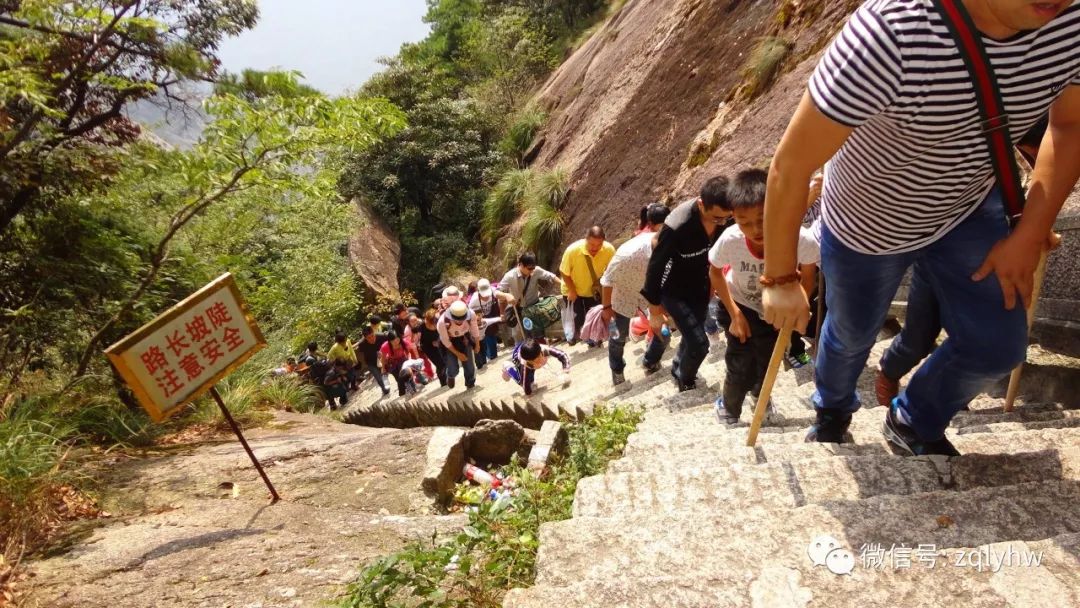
[209,386,280,503]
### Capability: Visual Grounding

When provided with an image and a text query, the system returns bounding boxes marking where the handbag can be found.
[931,0,1026,227]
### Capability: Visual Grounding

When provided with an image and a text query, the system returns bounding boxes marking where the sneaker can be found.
[714,397,740,425]
[501,364,512,382]
[678,379,697,392]
[805,410,853,443]
[875,369,900,408]
[381,389,391,397]
[882,404,960,456]
[612,371,626,386]
[786,351,812,368]
[447,378,456,389]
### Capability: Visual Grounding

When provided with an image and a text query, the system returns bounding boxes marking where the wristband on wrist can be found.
[758,271,801,287]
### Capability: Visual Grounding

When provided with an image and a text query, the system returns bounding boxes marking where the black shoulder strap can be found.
[931,0,1026,227]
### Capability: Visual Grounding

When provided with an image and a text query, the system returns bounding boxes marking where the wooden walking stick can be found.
[747,319,795,447]
[1003,249,1049,412]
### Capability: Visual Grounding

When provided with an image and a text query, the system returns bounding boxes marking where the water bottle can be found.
[661,324,671,338]
[463,464,501,488]
[609,319,620,340]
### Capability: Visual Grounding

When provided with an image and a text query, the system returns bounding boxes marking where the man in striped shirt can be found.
[761,0,1080,455]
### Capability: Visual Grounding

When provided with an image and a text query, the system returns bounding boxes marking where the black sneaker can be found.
[678,380,697,392]
[447,378,456,389]
[883,405,960,456]
[640,358,660,374]
[612,371,626,386]
[805,410,853,443]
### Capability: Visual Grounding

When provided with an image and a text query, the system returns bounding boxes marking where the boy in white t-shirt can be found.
[708,169,820,424]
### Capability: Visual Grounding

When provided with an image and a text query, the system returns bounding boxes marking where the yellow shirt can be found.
[327,340,357,365]
[559,239,615,298]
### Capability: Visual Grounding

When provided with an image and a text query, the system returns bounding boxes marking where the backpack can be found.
[308,358,331,385]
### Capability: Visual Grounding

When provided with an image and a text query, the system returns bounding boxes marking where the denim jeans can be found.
[475,335,499,368]
[815,188,1027,440]
[661,295,710,385]
[608,313,667,374]
[445,347,476,387]
[705,297,721,336]
[879,270,943,381]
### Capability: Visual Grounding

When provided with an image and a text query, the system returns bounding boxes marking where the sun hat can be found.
[449,300,469,321]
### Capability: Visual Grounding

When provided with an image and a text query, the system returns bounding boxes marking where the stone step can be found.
[623,409,1080,455]
[608,427,1080,474]
[533,480,1080,588]
[633,401,1077,442]
[576,447,1080,519]
[505,533,1080,608]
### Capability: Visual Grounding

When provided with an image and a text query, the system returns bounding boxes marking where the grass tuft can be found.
[740,37,793,100]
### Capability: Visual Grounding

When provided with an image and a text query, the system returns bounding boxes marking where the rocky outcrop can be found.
[348,197,401,303]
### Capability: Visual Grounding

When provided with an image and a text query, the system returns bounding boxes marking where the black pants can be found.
[717,303,779,417]
[571,295,598,341]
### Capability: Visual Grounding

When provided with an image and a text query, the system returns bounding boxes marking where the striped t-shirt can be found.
[809,0,1080,254]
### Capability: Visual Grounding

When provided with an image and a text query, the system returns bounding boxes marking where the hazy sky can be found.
[217,0,432,96]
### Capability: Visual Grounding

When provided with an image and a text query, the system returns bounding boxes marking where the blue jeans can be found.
[815,188,1027,440]
[445,347,477,387]
[879,271,942,381]
[608,313,667,374]
[662,295,710,385]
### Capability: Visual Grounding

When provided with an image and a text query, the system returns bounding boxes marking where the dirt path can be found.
[22,412,463,608]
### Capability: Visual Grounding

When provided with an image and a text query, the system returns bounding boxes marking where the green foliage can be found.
[521,169,569,267]
[740,37,793,100]
[0,396,72,552]
[214,69,322,101]
[343,0,610,302]
[482,169,534,243]
[0,0,260,235]
[501,106,547,165]
[190,376,275,430]
[339,404,643,607]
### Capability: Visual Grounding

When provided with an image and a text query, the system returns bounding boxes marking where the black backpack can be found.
[308,358,331,384]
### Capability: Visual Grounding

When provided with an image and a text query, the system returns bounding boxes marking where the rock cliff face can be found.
[529,0,858,241]
[348,198,402,303]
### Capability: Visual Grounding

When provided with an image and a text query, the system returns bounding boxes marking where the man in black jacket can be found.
[642,177,732,391]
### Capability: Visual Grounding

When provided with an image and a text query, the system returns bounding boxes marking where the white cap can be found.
[442,285,461,299]
[477,278,493,298]
[449,300,469,320]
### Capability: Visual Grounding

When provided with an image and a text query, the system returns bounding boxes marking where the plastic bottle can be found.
[608,319,620,340]
[661,324,672,339]
[464,464,501,488]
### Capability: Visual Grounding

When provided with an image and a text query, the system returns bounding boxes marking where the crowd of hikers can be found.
[273,168,822,413]
[275,0,1079,459]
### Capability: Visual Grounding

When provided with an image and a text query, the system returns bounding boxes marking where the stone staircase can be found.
[341,337,686,428]
[495,337,1080,607]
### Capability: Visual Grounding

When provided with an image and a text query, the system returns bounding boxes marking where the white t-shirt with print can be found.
[708,224,820,316]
